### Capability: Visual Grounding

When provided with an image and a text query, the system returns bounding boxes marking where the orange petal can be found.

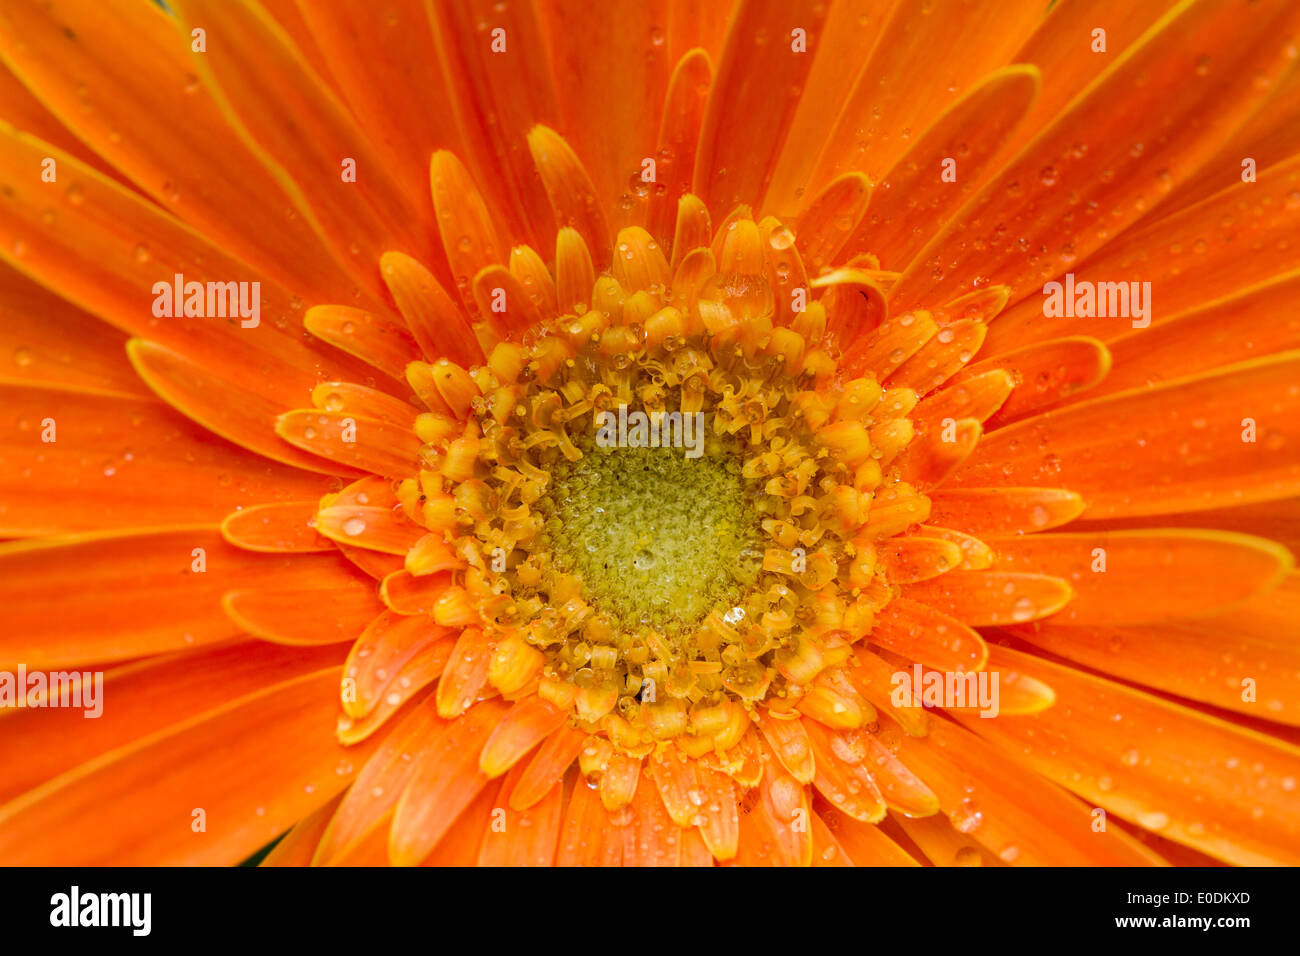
[672,195,712,269]
[842,728,940,818]
[611,226,673,296]
[894,418,983,491]
[0,0,385,305]
[812,268,891,356]
[599,752,642,812]
[666,0,730,65]
[891,809,1002,867]
[620,774,684,867]
[341,611,452,719]
[0,125,376,406]
[878,535,966,584]
[337,543,404,581]
[303,305,423,382]
[840,309,936,379]
[436,627,494,719]
[336,637,452,747]
[912,525,995,570]
[555,227,596,314]
[649,743,703,826]
[555,774,623,866]
[276,409,420,480]
[380,251,483,366]
[0,266,149,399]
[128,339,364,477]
[473,264,544,341]
[693,0,830,218]
[321,811,395,867]
[901,570,1073,627]
[986,530,1292,626]
[679,825,715,867]
[844,648,931,739]
[540,0,669,225]
[803,718,887,824]
[808,811,854,867]
[887,716,1164,865]
[762,0,896,214]
[508,244,559,319]
[987,154,1300,355]
[527,125,613,272]
[671,245,718,316]
[477,759,564,866]
[0,383,332,536]
[646,50,712,248]
[794,173,872,274]
[1162,60,1300,216]
[914,657,1056,718]
[693,764,739,861]
[869,597,989,672]
[315,505,426,555]
[815,804,922,866]
[379,570,457,616]
[752,709,815,785]
[480,696,570,779]
[420,776,503,866]
[429,149,507,311]
[222,586,384,646]
[927,487,1085,535]
[891,0,1300,311]
[963,337,1112,428]
[389,698,510,866]
[167,0,440,283]
[807,0,1044,192]
[845,66,1040,270]
[999,0,1170,168]
[0,55,125,181]
[0,640,345,807]
[886,319,987,397]
[221,501,332,553]
[758,216,810,328]
[958,645,1300,866]
[314,692,449,864]
[1005,571,1300,726]
[260,790,345,867]
[1080,272,1300,403]
[953,353,1300,519]
[509,725,587,811]
[0,668,378,864]
[0,529,369,669]
[296,0,465,282]
[312,382,421,430]
[729,754,811,867]
[912,368,1015,428]
[430,0,558,251]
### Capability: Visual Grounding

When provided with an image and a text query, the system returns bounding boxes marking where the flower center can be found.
[545,440,762,634]
[386,223,923,748]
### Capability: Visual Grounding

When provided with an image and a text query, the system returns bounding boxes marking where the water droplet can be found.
[1136,810,1169,830]
[953,845,982,866]
[768,224,796,250]
[951,797,983,833]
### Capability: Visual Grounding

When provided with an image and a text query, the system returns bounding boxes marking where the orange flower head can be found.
[0,0,1298,870]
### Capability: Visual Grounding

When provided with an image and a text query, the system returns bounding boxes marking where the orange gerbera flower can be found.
[0,0,1298,869]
